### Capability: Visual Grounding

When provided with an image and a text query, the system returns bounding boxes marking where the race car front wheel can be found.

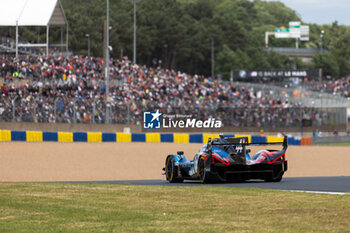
[165,156,183,183]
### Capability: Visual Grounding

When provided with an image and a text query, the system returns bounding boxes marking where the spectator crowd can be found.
[0,55,333,127]
[306,77,350,98]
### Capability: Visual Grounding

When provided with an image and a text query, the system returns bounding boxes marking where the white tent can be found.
[0,0,68,56]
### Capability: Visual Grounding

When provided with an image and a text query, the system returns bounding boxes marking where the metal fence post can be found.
[73,99,77,123]
[105,102,109,124]
[54,98,60,123]
[92,99,96,124]
[108,105,112,124]
[12,96,18,122]
[33,97,37,123]
[300,104,303,137]
[127,102,130,125]
[231,107,234,126]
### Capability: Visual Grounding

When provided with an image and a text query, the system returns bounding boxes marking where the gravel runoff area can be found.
[1,142,350,182]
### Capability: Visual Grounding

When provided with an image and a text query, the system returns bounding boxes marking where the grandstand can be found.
[0,55,349,132]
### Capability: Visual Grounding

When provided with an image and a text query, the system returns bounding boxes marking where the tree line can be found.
[1,0,350,78]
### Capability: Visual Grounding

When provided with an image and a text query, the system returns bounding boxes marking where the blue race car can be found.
[163,135,288,183]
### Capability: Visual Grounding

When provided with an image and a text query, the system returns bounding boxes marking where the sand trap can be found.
[0,142,349,182]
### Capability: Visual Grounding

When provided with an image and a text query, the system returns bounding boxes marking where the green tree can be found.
[312,53,339,77]
[3,0,349,78]
[216,45,250,78]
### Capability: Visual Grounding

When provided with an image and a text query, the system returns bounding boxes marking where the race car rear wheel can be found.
[165,156,183,183]
[264,170,284,182]
[198,156,211,183]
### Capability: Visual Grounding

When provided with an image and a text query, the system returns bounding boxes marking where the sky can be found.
[266,0,350,25]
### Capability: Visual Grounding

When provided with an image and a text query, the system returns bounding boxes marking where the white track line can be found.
[285,190,349,195]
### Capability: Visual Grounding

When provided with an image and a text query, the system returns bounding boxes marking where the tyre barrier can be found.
[0,130,303,145]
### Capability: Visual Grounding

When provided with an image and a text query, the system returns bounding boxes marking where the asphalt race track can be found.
[75,176,350,193]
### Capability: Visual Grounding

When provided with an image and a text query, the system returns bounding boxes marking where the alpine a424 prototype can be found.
[163,135,288,183]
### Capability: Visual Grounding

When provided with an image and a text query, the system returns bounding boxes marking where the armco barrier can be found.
[73,132,88,142]
[251,135,266,144]
[174,133,189,143]
[11,131,26,141]
[0,130,304,146]
[43,132,58,142]
[26,131,43,142]
[0,130,11,141]
[117,133,131,142]
[87,132,102,143]
[146,133,161,143]
[267,136,284,143]
[102,133,116,142]
[161,134,173,143]
[131,133,146,142]
[190,134,202,143]
[58,132,73,142]
[287,136,295,145]
[287,136,301,146]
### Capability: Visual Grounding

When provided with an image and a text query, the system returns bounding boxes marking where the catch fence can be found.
[0,97,347,128]
[234,81,350,108]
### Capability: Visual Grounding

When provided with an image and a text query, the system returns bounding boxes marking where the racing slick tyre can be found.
[165,156,183,183]
[198,156,213,183]
[264,170,284,182]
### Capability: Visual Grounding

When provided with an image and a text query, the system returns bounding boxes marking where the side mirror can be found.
[283,136,288,150]
[207,138,212,154]
[207,137,211,144]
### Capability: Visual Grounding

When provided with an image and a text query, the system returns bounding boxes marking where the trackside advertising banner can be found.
[232,69,321,80]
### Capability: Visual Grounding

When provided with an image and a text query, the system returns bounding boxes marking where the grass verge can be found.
[0,183,349,233]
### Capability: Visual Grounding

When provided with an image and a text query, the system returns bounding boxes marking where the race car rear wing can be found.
[210,136,288,151]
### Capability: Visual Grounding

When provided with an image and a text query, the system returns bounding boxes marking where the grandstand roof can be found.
[0,0,67,26]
